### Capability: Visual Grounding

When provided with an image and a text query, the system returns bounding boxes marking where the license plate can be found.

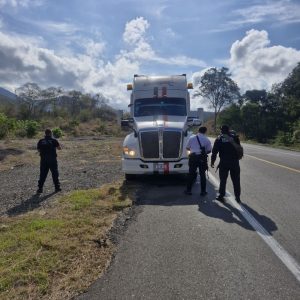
[153,163,164,171]
[153,162,169,173]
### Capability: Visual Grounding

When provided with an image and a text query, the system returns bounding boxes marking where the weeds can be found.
[0,181,136,299]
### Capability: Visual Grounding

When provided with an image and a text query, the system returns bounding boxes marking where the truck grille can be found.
[140,130,182,160]
[163,131,181,158]
[140,131,159,159]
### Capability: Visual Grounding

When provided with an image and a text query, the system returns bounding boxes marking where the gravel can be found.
[0,137,124,216]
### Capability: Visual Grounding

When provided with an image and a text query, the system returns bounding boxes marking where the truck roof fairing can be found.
[133,75,188,91]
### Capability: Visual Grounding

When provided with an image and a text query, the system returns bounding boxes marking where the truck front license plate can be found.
[154,163,164,171]
[153,162,169,174]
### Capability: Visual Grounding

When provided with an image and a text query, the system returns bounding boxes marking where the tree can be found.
[15,83,42,118]
[218,104,243,133]
[68,90,82,116]
[194,67,240,132]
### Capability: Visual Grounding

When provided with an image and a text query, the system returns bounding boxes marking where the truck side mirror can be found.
[121,119,130,128]
[121,118,137,137]
[121,118,134,128]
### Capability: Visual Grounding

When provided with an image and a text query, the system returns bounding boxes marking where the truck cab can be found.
[122,74,199,179]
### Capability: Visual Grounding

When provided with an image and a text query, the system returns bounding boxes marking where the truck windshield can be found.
[134,98,187,117]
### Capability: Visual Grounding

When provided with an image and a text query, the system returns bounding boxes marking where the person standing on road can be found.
[184,126,212,196]
[37,129,62,194]
[211,125,241,203]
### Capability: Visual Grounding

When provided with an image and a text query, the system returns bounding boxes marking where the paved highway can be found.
[79,143,300,300]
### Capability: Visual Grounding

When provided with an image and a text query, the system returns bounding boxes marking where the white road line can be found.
[207,171,300,283]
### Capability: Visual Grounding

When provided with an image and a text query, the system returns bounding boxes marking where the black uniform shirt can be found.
[211,134,240,164]
[37,136,60,160]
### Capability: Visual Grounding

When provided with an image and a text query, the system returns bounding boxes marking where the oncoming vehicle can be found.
[121,74,200,180]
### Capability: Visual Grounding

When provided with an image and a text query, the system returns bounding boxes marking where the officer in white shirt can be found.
[184,126,212,196]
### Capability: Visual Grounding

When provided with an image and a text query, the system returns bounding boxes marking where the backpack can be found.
[229,138,244,160]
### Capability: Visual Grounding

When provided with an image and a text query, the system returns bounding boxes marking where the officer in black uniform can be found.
[37,129,61,193]
[211,125,241,203]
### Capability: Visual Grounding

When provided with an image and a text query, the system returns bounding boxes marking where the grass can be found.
[0,137,123,171]
[0,181,136,300]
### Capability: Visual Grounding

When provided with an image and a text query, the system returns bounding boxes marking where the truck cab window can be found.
[134,98,187,117]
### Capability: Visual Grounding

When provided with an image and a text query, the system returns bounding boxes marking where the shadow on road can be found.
[128,174,278,235]
[6,192,56,216]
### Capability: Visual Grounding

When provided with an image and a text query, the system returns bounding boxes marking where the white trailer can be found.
[121,74,199,180]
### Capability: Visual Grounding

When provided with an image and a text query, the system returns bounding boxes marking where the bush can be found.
[293,130,300,143]
[14,120,39,138]
[0,113,9,138]
[26,120,39,138]
[274,131,293,146]
[0,113,18,139]
[52,127,63,138]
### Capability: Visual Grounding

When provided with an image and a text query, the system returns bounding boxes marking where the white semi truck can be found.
[121,74,200,180]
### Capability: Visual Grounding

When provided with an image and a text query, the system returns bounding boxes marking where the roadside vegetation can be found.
[0,84,124,139]
[0,181,136,299]
[198,63,300,149]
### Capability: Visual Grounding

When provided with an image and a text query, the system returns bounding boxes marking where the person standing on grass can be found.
[211,125,242,203]
[37,129,61,194]
[184,126,212,196]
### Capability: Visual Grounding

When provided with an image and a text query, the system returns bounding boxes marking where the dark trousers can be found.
[219,161,240,198]
[186,154,207,193]
[38,158,60,188]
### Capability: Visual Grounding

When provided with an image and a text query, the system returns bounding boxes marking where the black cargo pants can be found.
[186,154,207,193]
[38,158,60,189]
[219,160,240,198]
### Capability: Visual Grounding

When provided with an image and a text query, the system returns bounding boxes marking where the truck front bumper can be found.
[122,158,189,175]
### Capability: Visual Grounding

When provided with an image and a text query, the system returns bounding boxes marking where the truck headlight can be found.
[123,146,136,157]
[187,149,191,156]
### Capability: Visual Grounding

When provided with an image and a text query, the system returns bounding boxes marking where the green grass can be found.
[0,181,136,299]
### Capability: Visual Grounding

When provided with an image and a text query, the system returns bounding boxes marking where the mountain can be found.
[0,87,17,102]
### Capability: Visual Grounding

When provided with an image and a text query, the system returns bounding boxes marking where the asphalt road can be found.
[79,143,300,300]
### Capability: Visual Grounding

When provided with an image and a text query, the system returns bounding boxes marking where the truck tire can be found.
[125,174,136,180]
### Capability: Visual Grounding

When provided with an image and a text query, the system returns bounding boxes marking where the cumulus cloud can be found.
[123,17,149,45]
[122,17,205,67]
[0,16,205,108]
[228,29,300,91]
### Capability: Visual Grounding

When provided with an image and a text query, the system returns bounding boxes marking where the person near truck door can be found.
[37,129,62,194]
[184,126,212,196]
[211,125,241,203]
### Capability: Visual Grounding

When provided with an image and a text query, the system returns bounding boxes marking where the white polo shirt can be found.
[186,133,212,154]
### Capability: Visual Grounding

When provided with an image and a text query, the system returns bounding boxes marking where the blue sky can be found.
[0,0,300,109]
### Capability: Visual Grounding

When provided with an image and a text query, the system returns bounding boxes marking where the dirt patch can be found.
[0,148,24,161]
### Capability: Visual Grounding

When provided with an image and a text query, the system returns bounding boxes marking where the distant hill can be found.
[0,87,17,100]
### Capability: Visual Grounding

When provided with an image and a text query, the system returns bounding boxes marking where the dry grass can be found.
[0,137,123,171]
[0,181,136,299]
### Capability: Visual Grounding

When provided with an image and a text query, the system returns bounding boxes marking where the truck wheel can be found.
[125,174,136,180]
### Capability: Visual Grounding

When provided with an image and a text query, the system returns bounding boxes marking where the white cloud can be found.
[0,0,42,8]
[233,0,300,25]
[29,20,78,35]
[122,17,205,67]
[123,17,150,45]
[0,16,206,109]
[191,29,300,109]
[229,29,300,91]
[210,1,300,33]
